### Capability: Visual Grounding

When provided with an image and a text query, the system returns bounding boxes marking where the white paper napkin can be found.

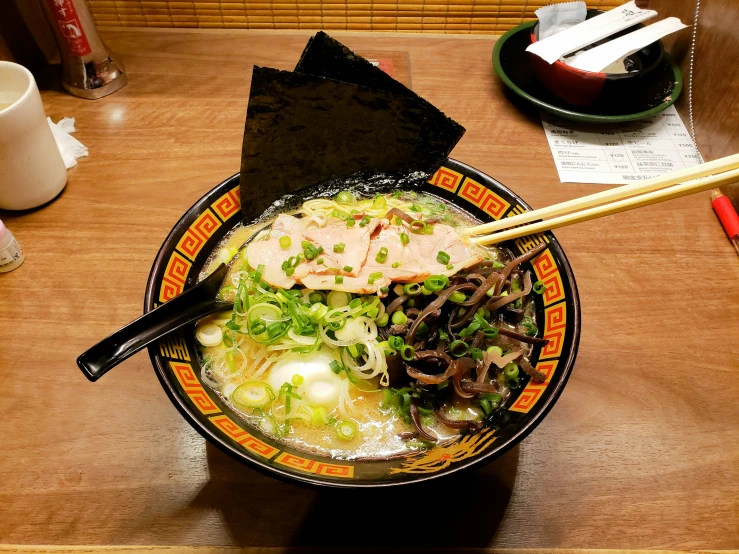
[47,117,88,169]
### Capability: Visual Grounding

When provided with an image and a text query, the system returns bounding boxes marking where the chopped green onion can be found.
[232,381,274,409]
[504,362,519,379]
[359,216,371,227]
[400,233,410,245]
[375,247,388,263]
[380,286,389,293]
[392,261,401,268]
[423,275,449,292]
[459,322,482,338]
[487,346,503,356]
[403,283,422,296]
[409,204,421,212]
[346,218,356,228]
[437,380,449,390]
[291,374,304,386]
[373,195,387,209]
[333,243,345,253]
[391,311,407,325]
[335,419,358,441]
[493,260,506,269]
[482,393,502,407]
[416,321,429,338]
[507,376,521,389]
[343,265,353,272]
[316,258,324,265]
[394,216,403,225]
[308,292,323,303]
[470,348,483,361]
[254,264,265,282]
[327,290,350,308]
[329,360,342,374]
[388,335,404,351]
[376,313,389,327]
[400,344,416,361]
[335,275,344,284]
[446,264,454,270]
[436,251,450,265]
[312,406,329,425]
[331,208,348,220]
[335,190,355,205]
[450,340,469,357]
[366,307,379,318]
[368,271,383,284]
[217,285,236,301]
[409,220,425,233]
[285,267,295,277]
[483,327,499,339]
[349,298,362,309]
[533,280,548,294]
[308,302,328,323]
[406,298,415,308]
[480,399,492,416]
[449,291,466,303]
[347,343,364,358]
[279,236,291,249]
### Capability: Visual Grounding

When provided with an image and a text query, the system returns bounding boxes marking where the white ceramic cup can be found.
[0,61,67,210]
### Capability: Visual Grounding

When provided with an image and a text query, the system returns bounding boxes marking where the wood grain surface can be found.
[0,29,737,549]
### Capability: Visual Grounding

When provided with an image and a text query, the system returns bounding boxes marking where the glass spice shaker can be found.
[40,0,127,99]
[0,220,24,273]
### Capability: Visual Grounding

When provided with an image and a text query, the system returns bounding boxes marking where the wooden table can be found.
[0,29,737,551]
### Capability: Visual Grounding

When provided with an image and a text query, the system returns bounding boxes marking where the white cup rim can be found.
[0,61,35,118]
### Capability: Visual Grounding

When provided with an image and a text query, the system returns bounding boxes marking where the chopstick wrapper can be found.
[526,1,657,64]
[567,17,687,72]
[48,117,88,169]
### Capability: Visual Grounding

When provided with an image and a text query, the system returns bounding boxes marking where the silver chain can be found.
[688,0,704,162]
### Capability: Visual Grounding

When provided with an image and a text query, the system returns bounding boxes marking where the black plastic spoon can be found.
[77,263,233,382]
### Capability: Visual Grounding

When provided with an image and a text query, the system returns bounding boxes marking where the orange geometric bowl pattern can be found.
[145,161,580,487]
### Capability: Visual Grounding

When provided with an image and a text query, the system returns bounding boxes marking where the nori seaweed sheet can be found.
[240,66,428,221]
[295,31,465,169]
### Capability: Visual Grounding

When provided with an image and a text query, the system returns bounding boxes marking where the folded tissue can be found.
[48,117,88,169]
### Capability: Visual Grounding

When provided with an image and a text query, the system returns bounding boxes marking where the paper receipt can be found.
[541,106,702,184]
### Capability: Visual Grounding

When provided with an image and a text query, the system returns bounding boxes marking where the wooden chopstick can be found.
[472,167,739,245]
[467,153,739,236]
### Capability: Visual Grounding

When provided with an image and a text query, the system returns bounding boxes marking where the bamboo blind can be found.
[85,0,629,34]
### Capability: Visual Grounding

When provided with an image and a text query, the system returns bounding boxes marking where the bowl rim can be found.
[493,20,683,123]
[144,160,581,487]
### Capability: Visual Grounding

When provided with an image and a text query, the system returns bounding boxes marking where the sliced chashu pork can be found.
[245,214,306,289]
[301,216,382,277]
[246,214,381,289]
[300,221,483,293]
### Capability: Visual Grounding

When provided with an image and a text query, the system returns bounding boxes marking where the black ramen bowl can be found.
[146,159,581,487]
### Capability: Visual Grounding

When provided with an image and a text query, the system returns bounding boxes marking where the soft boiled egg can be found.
[267,350,343,411]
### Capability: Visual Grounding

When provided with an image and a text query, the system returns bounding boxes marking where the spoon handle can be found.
[77,264,232,382]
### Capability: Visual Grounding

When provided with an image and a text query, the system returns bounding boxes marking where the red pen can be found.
[711,189,739,256]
